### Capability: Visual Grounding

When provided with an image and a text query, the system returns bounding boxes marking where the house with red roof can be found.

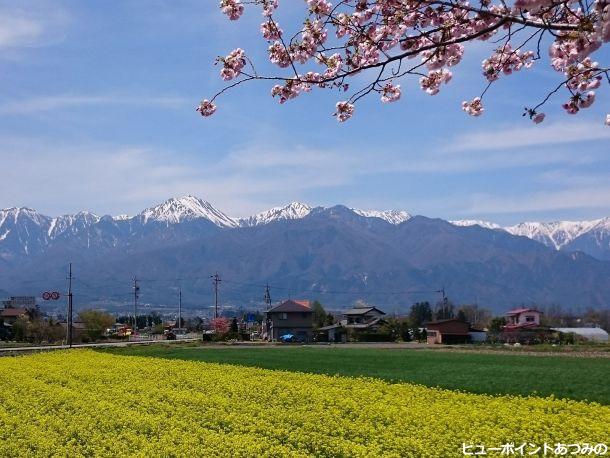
[503,308,542,330]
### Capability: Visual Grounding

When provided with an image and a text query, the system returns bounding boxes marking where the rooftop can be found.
[268,300,312,313]
[0,308,27,318]
[343,306,386,316]
[505,308,542,316]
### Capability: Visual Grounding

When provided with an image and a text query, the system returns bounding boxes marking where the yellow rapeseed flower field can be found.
[0,350,607,457]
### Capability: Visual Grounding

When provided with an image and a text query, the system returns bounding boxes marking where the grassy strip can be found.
[102,344,610,404]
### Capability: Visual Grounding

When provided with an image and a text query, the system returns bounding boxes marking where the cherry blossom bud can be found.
[532,113,545,124]
[196,100,217,117]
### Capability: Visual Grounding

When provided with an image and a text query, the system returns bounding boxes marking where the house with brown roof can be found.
[265,300,314,342]
[0,307,28,325]
[426,318,471,344]
[340,305,386,329]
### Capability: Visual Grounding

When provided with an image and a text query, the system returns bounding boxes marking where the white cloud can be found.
[1,129,609,220]
[445,121,610,153]
[0,15,43,48]
[464,186,610,215]
[0,3,69,50]
[0,94,191,115]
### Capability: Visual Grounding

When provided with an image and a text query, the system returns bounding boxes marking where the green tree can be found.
[409,302,432,327]
[456,310,467,322]
[412,327,422,342]
[79,310,115,341]
[311,301,328,329]
[457,304,492,329]
[230,317,239,333]
[435,299,455,320]
[0,319,9,341]
[12,317,28,342]
[489,317,507,333]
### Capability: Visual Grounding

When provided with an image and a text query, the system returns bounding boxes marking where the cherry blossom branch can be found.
[205,0,610,125]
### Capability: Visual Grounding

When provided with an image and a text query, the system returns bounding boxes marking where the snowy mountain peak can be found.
[48,212,101,238]
[351,209,412,225]
[239,202,313,227]
[0,207,50,227]
[139,196,238,227]
[505,219,605,250]
[450,220,502,230]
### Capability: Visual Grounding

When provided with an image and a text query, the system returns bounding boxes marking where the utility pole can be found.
[178,288,182,330]
[436,286,448,319]
[264,283,272,310]
[66,263,73,348]
[210,272,221,319]
[133,277,140,333]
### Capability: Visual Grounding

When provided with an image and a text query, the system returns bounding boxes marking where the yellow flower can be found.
[0,350,607,457]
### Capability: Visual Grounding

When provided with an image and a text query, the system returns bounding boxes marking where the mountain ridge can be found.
[3,196,609,259]
[1,197,610,311]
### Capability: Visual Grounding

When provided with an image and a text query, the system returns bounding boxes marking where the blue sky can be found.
[1,0,609,225]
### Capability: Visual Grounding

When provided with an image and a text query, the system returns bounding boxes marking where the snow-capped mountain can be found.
[450,220,502,230]
[238,203,411,227]
[138,196,238,228]
[48,212,101,238]
[2,196,610,262]
[2,196,610,309]
[0,207,51,257]
[504,220,605,250]
[238,202,313,227]
[351,209,412,225]
[450,218,610,259]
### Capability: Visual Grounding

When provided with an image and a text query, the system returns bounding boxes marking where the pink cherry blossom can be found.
[268,42,292,68]
[218,48,246,81]
[462,97,484,117]
[202,0,610,124]
[419,69,452,95]
[307,0,332,16]
[262,0,278,17]
[380,83,401,103]
[334,101,354,122]
[605,114,610,126]
[196,100,217,117]
[482,44,534,82]
[261,20,283,40]
[220,0,243,20]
